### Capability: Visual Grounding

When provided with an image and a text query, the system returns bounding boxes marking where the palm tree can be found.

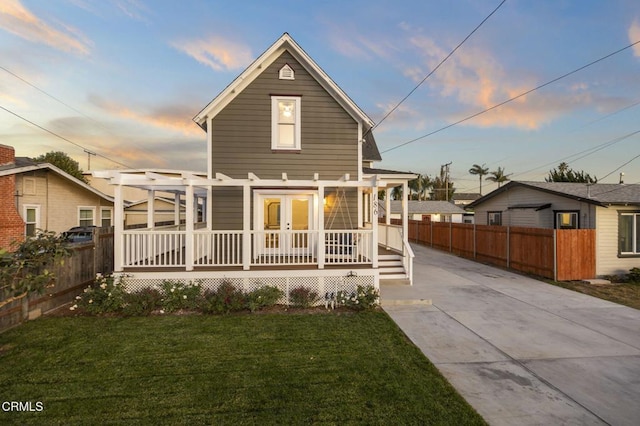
[487,166,511,188]
[408,174,432,200]
[468,163,489,195]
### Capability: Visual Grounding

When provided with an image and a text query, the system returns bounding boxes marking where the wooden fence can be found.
[392,219,595,281]
[0,227,114,332]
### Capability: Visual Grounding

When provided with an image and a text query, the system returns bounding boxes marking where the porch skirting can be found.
[117,268,378,307]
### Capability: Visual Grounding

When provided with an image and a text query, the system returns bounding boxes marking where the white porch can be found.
[94,170,415,286]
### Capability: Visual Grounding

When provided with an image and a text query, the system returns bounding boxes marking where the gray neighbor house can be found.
[93,33,417,293]
[468,181,640,277]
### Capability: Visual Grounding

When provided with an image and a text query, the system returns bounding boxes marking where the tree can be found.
[487,166,511,188]
[408,174,432,200]
[391,186,403,200]
[0,232,70,310]
[430,166,455,201]
[469,163,489,195]
[32,151,88,183]
[545,162,597,183]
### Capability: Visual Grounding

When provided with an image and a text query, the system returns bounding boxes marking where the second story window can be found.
[271,96,301,151]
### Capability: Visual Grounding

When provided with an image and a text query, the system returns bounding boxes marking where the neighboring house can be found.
[468,180,640,276]
[452,192,481,207]
[380,200,465,223]
[94,33,416,291]
[86,170,207,228]
[0,144,115,249]
[124,197,190,228]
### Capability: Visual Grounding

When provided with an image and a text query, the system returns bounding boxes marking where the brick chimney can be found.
[0,144,16,166]
[0,144,25,250]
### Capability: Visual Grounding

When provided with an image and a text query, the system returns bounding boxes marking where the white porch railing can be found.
[123,229,186,267]
[378,223,403,252]
[121,229,373,269]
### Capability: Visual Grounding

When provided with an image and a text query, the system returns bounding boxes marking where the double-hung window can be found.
[101,208,112,227]
[78,207,95,227]
[24,205,40,237]
[619,212,640,255]
[271,96,301,150]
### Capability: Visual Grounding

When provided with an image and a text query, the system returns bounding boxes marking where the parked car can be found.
[63,226,96,243]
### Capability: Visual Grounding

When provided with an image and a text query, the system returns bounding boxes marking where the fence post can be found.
[430,220,433,247]
[449,221,453,253]
[506,226,510,269]
[553,229,558,281]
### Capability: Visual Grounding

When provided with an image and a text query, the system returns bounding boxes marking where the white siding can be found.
[596,206,640,276]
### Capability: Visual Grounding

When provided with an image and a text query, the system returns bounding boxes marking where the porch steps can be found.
[378,253,408,281]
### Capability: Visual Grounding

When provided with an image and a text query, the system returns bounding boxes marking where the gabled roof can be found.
[467,181,640,209]
[0,158,115,204]
[380,200,466,215]
[362,132,382,162]
[193,33,375,131]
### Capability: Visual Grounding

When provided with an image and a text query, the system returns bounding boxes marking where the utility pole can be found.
[442,162,452,202]
[84,149,96,170]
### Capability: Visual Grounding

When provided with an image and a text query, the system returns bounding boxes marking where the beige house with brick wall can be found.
[0,145,114,248]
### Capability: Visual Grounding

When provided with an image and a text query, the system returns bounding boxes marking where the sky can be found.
[1,0,639,194]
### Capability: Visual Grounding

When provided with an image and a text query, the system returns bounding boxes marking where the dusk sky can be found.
[1,0,639,193]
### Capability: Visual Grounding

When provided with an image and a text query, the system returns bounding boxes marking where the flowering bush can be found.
[337,285,379,311]
[122,287,162,317]
[246,285,283,312]
[200,281,246,314]
[289,286,318,309]
[160,280,201,313]
[70,273,127,315]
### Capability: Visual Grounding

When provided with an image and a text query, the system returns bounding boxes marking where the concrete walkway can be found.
[381,244,640,426]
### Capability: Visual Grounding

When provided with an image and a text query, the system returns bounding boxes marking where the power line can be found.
[0,64,170,167]
[0,104,134,169]
[382,39,640,154]
[365,0,507,137]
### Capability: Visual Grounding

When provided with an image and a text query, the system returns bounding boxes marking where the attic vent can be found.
[279,64,294,80]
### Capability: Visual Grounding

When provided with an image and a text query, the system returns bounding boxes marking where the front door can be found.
[259,193,314,255]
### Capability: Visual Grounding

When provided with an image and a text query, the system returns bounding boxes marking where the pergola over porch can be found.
[93,170,414,279]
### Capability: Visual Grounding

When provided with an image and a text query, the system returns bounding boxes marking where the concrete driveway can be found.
[381,244,640,426]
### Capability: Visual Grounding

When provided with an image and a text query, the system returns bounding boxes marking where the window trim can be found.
[618,210,640,257]
[23,204,40,236]
[487,211,502,226]
[78,206,96,227]
[100,207,113,227]
[271,95,301,151]
[554,210,580,229]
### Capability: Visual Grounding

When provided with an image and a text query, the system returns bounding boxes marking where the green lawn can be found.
[546,280,640,310]
[0,312,485,425]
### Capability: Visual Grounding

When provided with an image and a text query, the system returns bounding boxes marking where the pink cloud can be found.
[171,36,253,71]
[629,19,640,57]
[0,0,91,55]
[89,95,202,137]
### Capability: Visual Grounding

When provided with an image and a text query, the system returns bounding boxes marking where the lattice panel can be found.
[120,273,376,307]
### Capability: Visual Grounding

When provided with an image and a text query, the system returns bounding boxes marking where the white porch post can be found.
[206,187,213,230]
[385,188,391,225]
[185,184,194,271]
[114,183,124,272]
[372,182,378,268]
[242,184,251,270]
[174,193,180,225]
[317,185,325,269]
[402,181,409,246]
[147,190,155,228]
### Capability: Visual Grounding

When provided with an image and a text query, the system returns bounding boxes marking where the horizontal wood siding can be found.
[472,186,596,228]
[556,229,596,280]
[211,188,243,230]
[211,50,359,181]
[595,206,639,276]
